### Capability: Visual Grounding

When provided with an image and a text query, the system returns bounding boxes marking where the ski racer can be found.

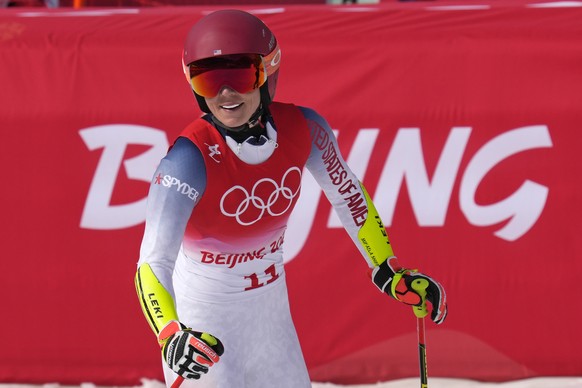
[134,9,447,388]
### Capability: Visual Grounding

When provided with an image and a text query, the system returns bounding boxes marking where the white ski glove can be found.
[158,320,224,380]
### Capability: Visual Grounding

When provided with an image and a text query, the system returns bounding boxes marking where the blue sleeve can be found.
[137,137,207,296]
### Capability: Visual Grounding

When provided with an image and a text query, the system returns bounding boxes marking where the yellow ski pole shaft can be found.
[411,278,430,388]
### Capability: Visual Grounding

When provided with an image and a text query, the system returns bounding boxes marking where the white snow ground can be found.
[2,377,582,388]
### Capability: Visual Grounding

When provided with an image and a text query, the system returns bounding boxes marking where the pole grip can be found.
[411,278,429,318]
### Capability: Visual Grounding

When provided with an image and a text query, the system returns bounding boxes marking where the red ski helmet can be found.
[182,10,281,113]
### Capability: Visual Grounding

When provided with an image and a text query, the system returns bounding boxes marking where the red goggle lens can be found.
[189,58,266,98]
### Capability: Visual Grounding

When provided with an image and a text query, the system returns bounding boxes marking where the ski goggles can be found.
[187,54,267,98]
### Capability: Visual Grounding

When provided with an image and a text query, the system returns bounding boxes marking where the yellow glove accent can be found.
[356,182,394,267]
[200,332,219,347]
[135,263,179,336]
[390,267,417,300]
[390,270,405,299]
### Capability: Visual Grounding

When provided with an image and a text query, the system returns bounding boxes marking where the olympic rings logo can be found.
[220,166,302,226]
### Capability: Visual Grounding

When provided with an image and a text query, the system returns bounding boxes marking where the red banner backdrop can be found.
[1,2,582,385]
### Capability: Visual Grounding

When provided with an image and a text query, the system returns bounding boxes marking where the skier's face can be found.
[205,87,261,129]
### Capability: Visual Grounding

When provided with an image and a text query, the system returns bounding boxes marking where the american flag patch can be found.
[213,49,222,55]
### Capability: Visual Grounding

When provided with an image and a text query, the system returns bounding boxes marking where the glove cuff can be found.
[157,320,187,344]
[371,256,402,294]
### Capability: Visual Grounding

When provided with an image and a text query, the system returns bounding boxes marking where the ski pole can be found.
[171,376,184,388]
[411,278,429,388]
